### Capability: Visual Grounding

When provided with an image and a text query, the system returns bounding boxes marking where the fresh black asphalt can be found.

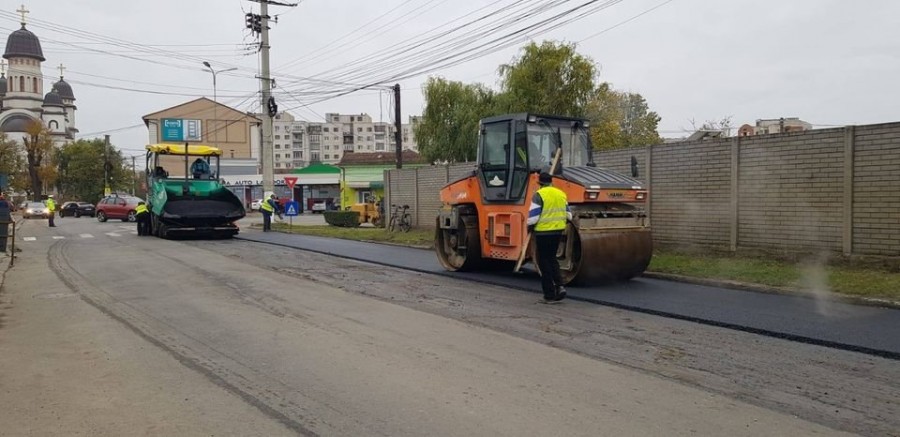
[237,231,900,359]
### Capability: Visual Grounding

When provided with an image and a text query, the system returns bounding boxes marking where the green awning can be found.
[369,181,384,189]
[292,163,341,174]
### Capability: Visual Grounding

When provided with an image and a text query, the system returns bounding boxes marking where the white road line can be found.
[79,234,94,239]
[22,236,36,241]
[52,236,66,240]
[105,232,121,237]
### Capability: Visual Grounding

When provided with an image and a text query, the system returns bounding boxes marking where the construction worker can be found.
[260,193,276,232]
[46,195,57,227]
[527,171,572,303]
[135,201,150,236]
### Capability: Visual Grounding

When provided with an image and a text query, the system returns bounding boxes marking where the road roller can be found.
[435,113,651,284]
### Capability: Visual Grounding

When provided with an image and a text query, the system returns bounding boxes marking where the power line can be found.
[577,0,675,42]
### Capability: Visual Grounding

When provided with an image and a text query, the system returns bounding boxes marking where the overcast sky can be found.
[6,0,900,159]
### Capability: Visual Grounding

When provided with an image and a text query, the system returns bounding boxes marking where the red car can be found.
[96,195,144,222]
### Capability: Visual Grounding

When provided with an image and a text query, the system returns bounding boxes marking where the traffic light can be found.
[245,13,254,30]
[267,96,278,117]
[245,13,262,35]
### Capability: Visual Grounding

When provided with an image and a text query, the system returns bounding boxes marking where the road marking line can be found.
[79,234,94,238]
[22,236,36,241]
[52,236,66,240]
[105,232,121,237]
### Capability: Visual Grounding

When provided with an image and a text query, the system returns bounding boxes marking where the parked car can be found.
[311,200,327,213]
[250,199,262,211]
[22,201,50,219]
[59,201,96,218]
[96,195,144,222]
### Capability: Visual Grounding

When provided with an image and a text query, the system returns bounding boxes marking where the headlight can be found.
[26,209,33,213]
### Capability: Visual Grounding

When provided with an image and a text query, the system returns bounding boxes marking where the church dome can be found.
[53,78,74,100]
[43,88,64,106]
[0,114,37,133]
[3,25,45,61]
[0,74,6,96]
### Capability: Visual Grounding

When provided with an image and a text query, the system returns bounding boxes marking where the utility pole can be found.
[104,135,111,196]
[247,0,295,196]
[394,83,402,169]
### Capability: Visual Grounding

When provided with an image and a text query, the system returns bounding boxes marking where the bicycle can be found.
[388,204,412,233]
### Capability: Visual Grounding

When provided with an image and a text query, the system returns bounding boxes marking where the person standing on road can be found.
[46,195,57,227]
[135,201,150,236]
[527,171,572,303]
[260,194,277,232]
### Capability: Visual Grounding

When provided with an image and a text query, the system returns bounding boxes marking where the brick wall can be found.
[853,123,900,256]
[389,122,900,258]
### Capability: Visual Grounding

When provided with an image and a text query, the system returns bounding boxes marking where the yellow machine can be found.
[349,196,383,226]
[435,113,652,284]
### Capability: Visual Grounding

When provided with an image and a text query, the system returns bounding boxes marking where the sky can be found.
[5,0,900,161]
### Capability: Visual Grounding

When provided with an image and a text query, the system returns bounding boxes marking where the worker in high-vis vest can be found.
[527,171,573,303]
[135,201,150,236]
[46,195,57,228]
[260,194,277,232]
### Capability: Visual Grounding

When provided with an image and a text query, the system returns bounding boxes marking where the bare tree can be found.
[22,120,57,200]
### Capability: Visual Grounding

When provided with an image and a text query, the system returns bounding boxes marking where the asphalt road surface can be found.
[0,217,895,436]
[238,231,900,358]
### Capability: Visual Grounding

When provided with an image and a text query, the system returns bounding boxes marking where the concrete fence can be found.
[385,122,900,258]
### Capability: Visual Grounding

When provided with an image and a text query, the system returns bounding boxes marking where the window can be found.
[49,120,59,130]
[323,127,329,132]
[357,116,363,122]
[311,152,320,161]
[275,126,280,131]
[275,135,280,139]
[19,76,24,91]
[375,142,385,151]
[367,127,372,132]
[275,144,281,149]
[275,163,281,168]
[366,136,372,141]
[33,77,38,93]
[324,154,330,160]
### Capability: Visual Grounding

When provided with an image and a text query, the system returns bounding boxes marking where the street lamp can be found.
[202,61,237,150]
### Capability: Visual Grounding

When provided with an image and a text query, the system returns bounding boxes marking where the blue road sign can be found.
[284,200,299,217]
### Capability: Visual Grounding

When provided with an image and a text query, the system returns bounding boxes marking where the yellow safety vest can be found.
[260,198,275,213]
[135,204,148,214]
[46,199,56,212]
[535,186,568,232]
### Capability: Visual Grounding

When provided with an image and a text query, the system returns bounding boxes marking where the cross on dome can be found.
[57,63,65,78]
[0,59,6,75]
[16,4,29,25]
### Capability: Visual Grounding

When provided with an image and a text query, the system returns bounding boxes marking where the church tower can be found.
[0,5,45,137]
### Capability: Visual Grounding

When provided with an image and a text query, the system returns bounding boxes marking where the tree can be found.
[586,83,661,150]
[686,116,734,137]
[57,139,132,204]
[0,132,21,191]
[22,121,57,200]
[497,41,596,117]
[415,77,496,163]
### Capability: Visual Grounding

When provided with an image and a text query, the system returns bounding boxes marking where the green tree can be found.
[586,83,661,150]
[415,77,496,162]
[57,139,132,203]
[0,132,21,189]
[497,41,597,117]
[23,121,58,200]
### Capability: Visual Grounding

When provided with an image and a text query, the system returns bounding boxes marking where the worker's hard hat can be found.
[539,172,553,185]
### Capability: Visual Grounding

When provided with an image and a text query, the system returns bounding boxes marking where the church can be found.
[0,6,77,147]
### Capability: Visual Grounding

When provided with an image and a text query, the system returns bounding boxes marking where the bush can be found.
[324,211,360,228]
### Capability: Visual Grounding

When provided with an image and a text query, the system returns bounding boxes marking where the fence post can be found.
[413,168,420,227]
[646,145,653,227]
[384,169,391,228]
[730,136,740,253]
[842,125,855,256]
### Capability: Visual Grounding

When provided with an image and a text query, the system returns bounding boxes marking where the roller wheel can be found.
[435,214,482,272]
[531,225,653,285]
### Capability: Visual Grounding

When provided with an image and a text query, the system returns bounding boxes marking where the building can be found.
[142,97,261,181]
[338,150,427,209]
[0,11,77,147]
[738,117,812,136]
[270,112,422,172]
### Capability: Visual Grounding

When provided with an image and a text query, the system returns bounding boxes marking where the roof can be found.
[3,25,44,61]
[291,163,341,174]
[142,97,261,125]
[53,78,75,100]
[42,89,64,107]
[146,143,222,156]
[338,150,425,166]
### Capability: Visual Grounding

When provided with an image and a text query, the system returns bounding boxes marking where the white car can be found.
[311,201,327,213]
[250,199,262,211]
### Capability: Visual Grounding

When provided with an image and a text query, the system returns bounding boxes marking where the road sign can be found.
[284,200,299,217]
[284,176,298,190]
